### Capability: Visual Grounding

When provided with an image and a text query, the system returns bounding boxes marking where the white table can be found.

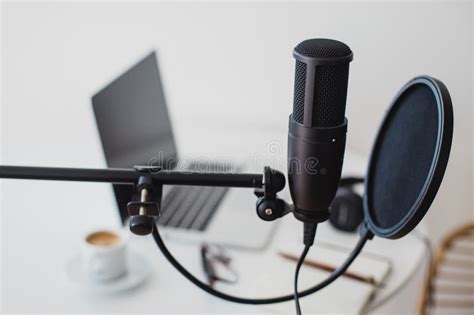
[1,128,427,313]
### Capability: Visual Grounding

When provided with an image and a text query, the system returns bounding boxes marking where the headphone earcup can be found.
[329,187,364,232]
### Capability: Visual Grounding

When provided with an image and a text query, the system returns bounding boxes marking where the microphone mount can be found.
[254,166,293,221]
[126,165,292,234]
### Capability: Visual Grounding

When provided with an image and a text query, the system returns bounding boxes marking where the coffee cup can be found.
[81,229,128,281]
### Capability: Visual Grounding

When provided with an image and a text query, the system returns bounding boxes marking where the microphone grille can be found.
[292,38,352,127]
[294,38,352,59]
[293,61,306,124]
[311,64,349,127]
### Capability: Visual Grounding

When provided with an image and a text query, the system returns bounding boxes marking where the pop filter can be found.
[363,75,453,239]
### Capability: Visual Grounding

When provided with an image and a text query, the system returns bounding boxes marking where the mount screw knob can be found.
[129,215,155,235]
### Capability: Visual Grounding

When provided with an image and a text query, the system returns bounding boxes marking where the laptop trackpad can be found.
[202,188,279,250]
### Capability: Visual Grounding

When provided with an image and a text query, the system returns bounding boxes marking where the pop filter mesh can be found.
[367,83,439,230]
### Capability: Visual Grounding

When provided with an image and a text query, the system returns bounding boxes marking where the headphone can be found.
[329,177,365,233]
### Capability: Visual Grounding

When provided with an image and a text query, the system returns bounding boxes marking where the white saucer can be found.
[65,250,152,294]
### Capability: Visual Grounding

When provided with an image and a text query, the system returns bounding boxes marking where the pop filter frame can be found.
[363,75,453,239]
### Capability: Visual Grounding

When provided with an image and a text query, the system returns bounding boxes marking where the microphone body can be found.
[288,39,353,223]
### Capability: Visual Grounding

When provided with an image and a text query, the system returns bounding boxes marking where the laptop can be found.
[91,51,277,249]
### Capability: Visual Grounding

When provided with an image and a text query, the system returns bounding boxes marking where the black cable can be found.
[303,222,317,246]
[151,222,370,304]
[297,221,317,314]
[294,245,311,315]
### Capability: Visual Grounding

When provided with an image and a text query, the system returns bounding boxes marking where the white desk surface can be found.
[1,128,427,313]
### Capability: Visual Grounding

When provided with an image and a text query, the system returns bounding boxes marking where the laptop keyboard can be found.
[156,162,237,231]
[157,185,228,231]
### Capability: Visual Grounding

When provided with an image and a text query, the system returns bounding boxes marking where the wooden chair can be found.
[418,222,474,315]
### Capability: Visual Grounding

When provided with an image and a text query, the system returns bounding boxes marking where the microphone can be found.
[288,38,353,225]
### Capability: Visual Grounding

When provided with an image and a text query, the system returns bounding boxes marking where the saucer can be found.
[65,250,152,294]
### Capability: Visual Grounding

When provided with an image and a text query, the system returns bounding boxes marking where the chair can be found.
[418,222,474,315]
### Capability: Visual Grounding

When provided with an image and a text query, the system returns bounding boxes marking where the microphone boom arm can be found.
[0,164,291,234]
[0,165,264,187]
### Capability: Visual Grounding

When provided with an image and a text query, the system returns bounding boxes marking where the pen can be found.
[278,251,379,286]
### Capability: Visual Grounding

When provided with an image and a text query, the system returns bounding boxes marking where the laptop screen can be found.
[92,51,177,170]
[92,51,177,222]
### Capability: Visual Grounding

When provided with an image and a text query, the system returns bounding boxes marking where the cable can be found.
[294,245,311,315]
[303,222,317,246]
[296,222,317,314]
[151,222,370,305]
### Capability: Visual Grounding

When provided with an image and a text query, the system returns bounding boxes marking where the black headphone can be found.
[329,177,364,233]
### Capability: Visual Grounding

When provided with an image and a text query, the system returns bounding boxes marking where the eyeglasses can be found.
[200,244,238,288]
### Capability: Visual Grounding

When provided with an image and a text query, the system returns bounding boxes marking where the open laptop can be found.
[91,51,277,250]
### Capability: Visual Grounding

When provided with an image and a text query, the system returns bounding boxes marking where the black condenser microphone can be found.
[288,38,353,224]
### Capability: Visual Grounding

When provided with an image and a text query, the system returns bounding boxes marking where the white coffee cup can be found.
[81,229,128,281]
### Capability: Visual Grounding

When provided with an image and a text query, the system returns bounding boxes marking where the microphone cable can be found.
[294,245,311,315]
[151,222,370,305]
[295,222,318,314]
